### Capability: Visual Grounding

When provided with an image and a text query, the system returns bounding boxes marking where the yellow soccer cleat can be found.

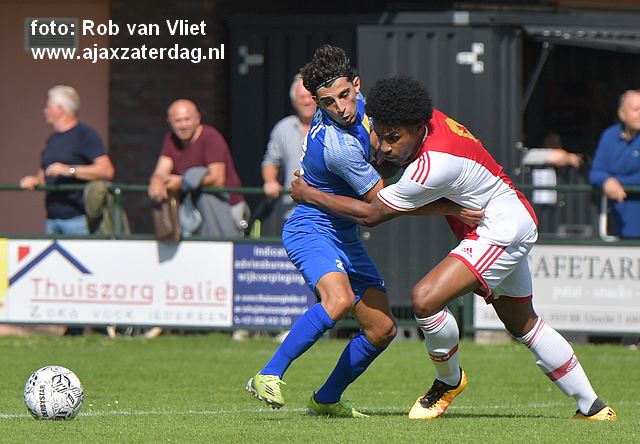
[409,369,467,419]
[306,393,369,418]
[573,401,617,422]
[246,373,286,409]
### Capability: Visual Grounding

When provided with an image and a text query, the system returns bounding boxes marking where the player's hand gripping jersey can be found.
[378,110,538,246]
[284,93,380,239]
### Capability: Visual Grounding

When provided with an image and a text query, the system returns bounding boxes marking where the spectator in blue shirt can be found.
[589,89,640,238]
[19,85,115,234]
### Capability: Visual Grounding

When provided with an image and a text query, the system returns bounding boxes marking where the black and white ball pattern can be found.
[24,365,84,420]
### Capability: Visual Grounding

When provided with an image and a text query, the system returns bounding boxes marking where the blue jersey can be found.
[284,93,380,239]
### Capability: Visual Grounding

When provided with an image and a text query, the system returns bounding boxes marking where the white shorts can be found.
[449,238,534,304]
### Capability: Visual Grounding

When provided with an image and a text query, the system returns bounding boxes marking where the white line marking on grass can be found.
[2,400,637,420]
[0,408,302,420]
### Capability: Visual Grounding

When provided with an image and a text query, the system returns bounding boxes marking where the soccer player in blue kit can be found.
[246,45,477,417]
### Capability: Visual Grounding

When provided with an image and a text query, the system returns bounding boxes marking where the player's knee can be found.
[411,283,441,318]
[382,319,398,345]
[503,315,538,338]
[365,317,397,347]
[494,298,538,337]
[323,293,354,320]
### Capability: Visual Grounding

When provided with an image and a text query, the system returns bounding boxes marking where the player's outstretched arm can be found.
[290,174,483,227]
[409,201,484,226]
[290,173,393,226]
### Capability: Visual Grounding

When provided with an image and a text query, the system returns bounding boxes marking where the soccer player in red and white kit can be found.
[290,76,616,421]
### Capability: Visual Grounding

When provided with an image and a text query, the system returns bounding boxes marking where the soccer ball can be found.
[23,365,84,420]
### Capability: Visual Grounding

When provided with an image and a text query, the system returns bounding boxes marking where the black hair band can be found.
[314,72,353,92]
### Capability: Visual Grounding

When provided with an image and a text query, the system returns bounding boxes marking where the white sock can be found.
[515,318,598,414]
[415,309,461,386]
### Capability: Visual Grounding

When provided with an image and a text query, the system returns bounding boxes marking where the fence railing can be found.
[0,183,281,239]
[515,183,640,241]
[1,182,639,240]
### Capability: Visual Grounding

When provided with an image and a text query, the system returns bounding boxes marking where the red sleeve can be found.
[160,132,175,158]
[202,127,230,165]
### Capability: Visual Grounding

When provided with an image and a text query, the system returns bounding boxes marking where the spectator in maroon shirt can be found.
[148,99,247,236]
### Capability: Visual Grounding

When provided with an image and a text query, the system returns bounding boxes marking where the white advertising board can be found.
[474,244,640,334]
[0,239,233,327]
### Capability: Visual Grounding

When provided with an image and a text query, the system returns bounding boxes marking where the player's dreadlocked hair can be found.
[300,45,355,95]
[365,76,433,126]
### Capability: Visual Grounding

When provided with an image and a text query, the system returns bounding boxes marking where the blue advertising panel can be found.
[233,243,314,329]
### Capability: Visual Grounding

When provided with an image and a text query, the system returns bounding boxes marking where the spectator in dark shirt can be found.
[19,85,115,234]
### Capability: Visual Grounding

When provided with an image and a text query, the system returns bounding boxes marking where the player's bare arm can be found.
[290,173,483,227]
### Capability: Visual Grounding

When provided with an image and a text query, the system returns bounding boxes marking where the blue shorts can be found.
[282,228,386,302]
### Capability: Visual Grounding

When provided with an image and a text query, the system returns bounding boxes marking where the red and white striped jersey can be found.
[377,109,538,246]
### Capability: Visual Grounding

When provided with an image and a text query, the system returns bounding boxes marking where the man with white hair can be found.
[589,89,640,238]
[260,74,317,234]
[20,85,115,234]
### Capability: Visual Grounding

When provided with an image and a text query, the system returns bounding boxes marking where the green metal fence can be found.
[3,182,639,239]
[0,183,282,240]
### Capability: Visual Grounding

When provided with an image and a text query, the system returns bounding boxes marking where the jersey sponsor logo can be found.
[362,113,372,134]
[445,117,479,142]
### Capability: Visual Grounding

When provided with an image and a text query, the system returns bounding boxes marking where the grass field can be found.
[0,333,637,443]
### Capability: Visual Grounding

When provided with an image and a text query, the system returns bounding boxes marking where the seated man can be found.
[148,99,247,237]
[589,89,640,239]
[20,85,115,234]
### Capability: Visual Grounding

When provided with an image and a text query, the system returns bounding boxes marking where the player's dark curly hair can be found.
[365,76,433,126]
[300,45,355,95]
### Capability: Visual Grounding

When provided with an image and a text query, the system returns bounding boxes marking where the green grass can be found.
[0,333,637,443]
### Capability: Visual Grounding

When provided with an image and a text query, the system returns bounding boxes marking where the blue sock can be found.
[261,303,335,378]
[314,331,386,404]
